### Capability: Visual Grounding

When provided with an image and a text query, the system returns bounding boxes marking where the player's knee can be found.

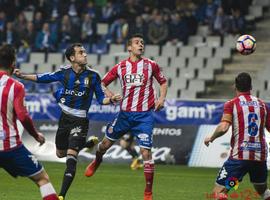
[65,154,77,175]
[140,148,151,160]
[32,170,50,187]
[56,150,66,158]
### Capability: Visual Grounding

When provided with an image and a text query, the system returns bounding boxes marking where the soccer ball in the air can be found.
[236,35,256,55]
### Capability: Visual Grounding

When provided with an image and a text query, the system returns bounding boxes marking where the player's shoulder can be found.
[225,98,237,106]
[59,64,72,71]
[10,77,24,90]
[143,57,157,65]
[86,66,100,76]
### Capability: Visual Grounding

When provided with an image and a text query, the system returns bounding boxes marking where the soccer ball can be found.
[236,35,256,55]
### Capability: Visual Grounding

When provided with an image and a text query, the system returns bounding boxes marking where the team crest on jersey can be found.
[84,77,89,87]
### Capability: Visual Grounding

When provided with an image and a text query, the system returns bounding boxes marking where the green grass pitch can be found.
[0,162,263,200]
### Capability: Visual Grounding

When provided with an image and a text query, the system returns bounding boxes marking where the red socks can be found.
[144,160,154,193]
[43,194,58,200]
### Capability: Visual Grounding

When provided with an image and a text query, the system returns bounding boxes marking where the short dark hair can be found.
[65,43,83,62]
[0,44,16,69]
[127,33,144,47]
[235,72,252,92]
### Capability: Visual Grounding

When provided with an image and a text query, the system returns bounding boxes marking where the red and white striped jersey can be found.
[222,92,270,161]
[0,71,38,151]
[102,57,167,112]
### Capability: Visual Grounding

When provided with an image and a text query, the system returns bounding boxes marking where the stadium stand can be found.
[1,0,270,99]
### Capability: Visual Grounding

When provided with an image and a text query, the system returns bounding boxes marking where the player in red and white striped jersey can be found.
[85,33,167,200]
[0,44,58,200]
[204,72,270,200]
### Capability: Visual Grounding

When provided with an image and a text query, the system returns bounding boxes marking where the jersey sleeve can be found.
[36,70,63,83]
[152,62,167,85]
[13,83,38,138]
[94,73,105,104]
[102,64,118,86]
[221,100,233,124]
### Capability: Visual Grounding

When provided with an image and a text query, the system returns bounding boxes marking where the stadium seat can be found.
[249,5,263,19]
[117,53,129,63]
[259,90,270,100]
[206,36,221,47]
[188,35,204,46]
[170,57,187,68]
[47,53,64,65]
[179,68,195,79]
[180,89,196,99]
[162,67,178,78]
[99,55,117,66]
[20,63,36,73]
[144,45,160,57]
[206,58,223,71]
[214,47,232,59]
[94,65,108,77]
[179,46,195,58]
[223,34,239,49]
[167,86,180,99]
[161,45,177,57]
[97,23,109,35]
[197,47,213,58]
[188,57,205,69]
[152,56,169,67]
[198,68,215,81]
[109,44,125,54]
[172,77,187,89]
[36,63,53,73]
[196,25,209,37]
[87,54,98,66]
[188,79,206,92]
[30,52,46,64]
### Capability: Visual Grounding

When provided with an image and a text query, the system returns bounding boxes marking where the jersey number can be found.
[248,113,258,136]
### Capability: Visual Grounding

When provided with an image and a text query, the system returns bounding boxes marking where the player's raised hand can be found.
[35,132,45,146]
[154,98,165,111]
[13,68,23,78]
[204,137,212,147]
[111,94,122,103]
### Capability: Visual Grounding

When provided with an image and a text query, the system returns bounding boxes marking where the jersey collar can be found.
[237,91,251,96]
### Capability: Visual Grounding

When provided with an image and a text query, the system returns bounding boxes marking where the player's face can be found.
[72,46,87,65]
[129,37,144,56]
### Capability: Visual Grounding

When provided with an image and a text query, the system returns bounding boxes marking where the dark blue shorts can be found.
[0,145,43,178]
[105,111,154,149]
[216,158,267,189]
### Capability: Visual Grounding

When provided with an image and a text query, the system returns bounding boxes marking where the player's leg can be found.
[85,137,114,177]
[213,159,247,200]
[140,148,154,200]
[58,114,89,199]
[133,111,155,200]
[249,161,270,200]
[55,113,69,158]
[120,134,142,170]
[30,170,58,200]
[3,145,58,200]
[85,112,130,177]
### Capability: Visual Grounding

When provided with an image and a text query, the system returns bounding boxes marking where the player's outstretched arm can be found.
[204,121,230,147]
[14,69,37,82]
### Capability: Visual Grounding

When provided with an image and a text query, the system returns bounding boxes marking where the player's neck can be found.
[129,55,142,62]
[72,64,85,74]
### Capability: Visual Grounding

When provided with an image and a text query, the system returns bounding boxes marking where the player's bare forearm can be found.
[159,82,167,101]
[14,69,37,81]
[210,122,230,142]
[102,94,122,105]
[102,82,114,98]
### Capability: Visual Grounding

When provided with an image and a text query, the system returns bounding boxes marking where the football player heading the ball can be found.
[84,33,168,200]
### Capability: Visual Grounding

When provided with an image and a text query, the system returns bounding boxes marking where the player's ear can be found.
[127,45,132,52]
[70,55,75,62]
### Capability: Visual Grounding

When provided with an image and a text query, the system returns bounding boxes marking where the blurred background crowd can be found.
[0,0,252,54]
